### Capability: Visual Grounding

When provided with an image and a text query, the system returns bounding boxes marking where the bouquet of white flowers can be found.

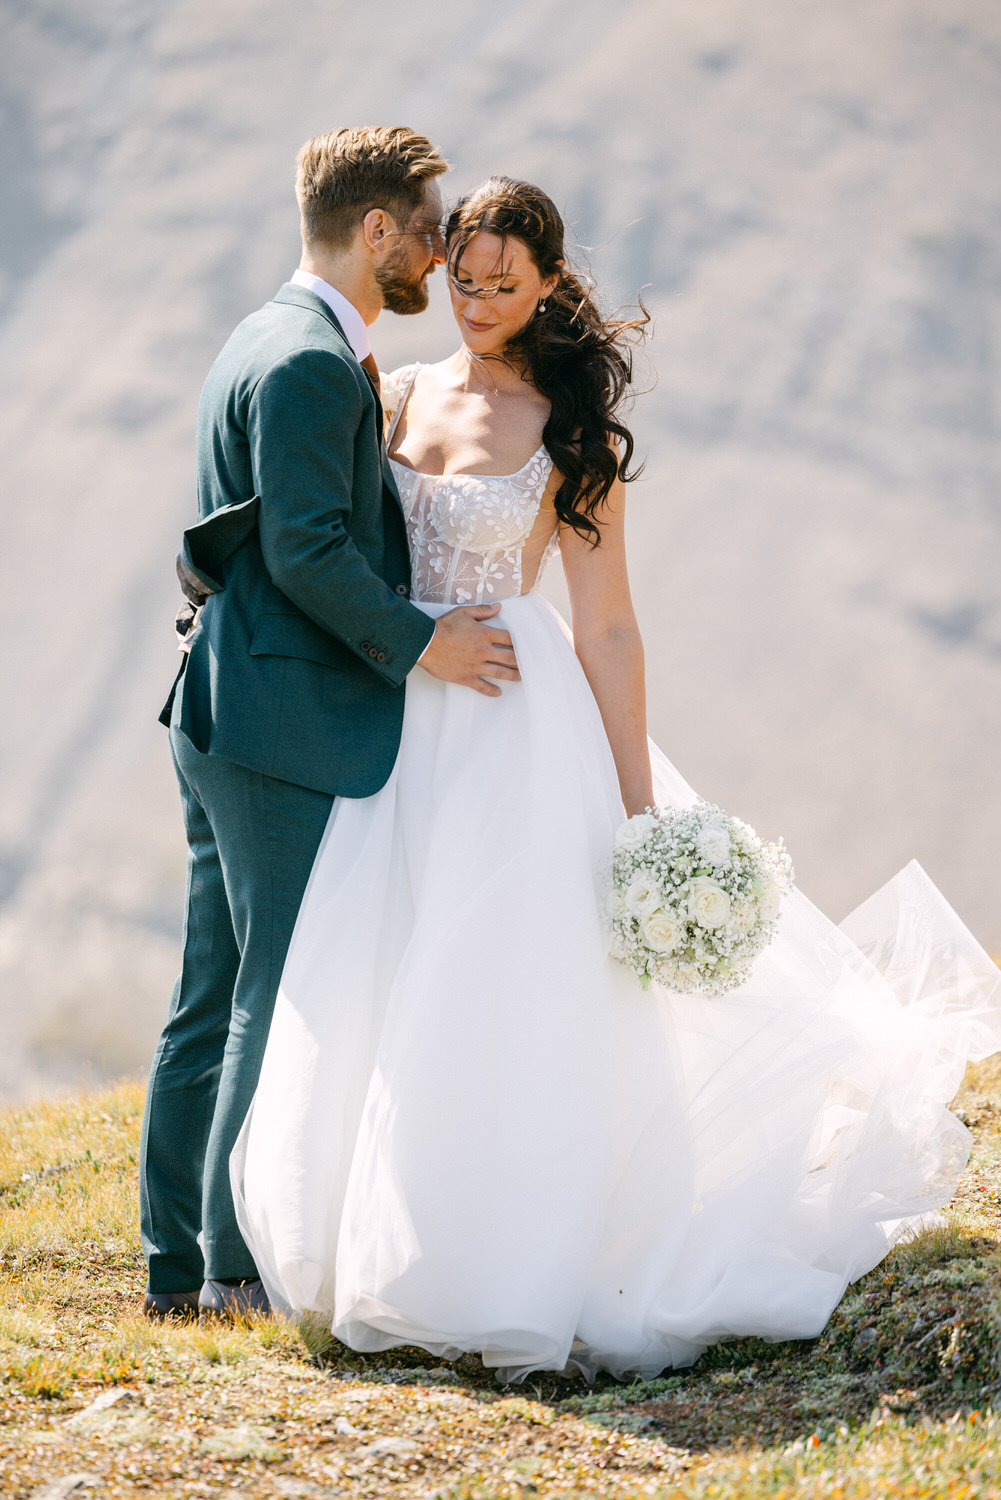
[608,802,794,996]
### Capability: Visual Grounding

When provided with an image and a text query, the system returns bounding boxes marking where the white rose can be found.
[687,876,732,930]
[625,875,660,916]
[379,370,404,419]
[614,813,658,850]
[641,907,683,953]
[696,825,731,868]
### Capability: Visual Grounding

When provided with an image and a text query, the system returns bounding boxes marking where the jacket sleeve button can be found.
[394,583,409,597]
[360,640,371,651]
[377,651,387,663]
[369,647,378,658]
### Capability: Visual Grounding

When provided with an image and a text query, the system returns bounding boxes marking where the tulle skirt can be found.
[232,592,1001,1381]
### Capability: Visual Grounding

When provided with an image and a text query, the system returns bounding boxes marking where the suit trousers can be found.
[140,717,333,1291]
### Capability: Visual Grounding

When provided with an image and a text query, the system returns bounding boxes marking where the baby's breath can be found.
[609,801,794,997]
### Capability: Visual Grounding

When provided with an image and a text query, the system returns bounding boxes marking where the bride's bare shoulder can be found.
[385,361,425,383]
[392,357,462,389]
[381,362,424,425]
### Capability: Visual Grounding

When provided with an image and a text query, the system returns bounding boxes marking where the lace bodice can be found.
[383,364,559,605]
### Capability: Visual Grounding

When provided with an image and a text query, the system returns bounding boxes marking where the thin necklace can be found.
[462,345,509,397]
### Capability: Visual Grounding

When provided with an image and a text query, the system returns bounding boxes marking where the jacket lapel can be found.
[272,283,405,521]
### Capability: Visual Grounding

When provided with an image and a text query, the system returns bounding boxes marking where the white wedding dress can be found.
[232,365,1001,1381]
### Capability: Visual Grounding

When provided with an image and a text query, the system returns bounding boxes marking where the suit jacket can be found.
[162,283,434,797]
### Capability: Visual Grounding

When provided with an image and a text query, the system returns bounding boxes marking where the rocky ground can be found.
[1,1058,1000,1498]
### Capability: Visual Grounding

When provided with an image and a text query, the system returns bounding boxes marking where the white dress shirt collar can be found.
[289,269,371,363]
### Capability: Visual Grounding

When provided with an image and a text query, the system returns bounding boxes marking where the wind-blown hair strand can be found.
[445,177,648,543]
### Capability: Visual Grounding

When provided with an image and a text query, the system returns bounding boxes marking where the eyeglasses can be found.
[386,220,445,245]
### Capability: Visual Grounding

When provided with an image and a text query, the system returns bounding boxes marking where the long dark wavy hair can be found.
[445,177,648,544]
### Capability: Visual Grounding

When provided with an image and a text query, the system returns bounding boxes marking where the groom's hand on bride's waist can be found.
[417,604,520,697]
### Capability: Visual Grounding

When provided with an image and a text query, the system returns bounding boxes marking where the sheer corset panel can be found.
[383,364,561,606]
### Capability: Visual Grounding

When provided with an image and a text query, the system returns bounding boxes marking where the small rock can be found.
[199,1425,283,1462]
[29,1477,101,1500]
[428,1366,458,1382]
[65,1389,133,1427]
[360,1435,419,1458]
[852,1326,878,1354]
[272,1480,324,1499]
[334,1415,358,1435]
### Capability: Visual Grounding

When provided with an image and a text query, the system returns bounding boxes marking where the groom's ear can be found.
[362,207,395,256]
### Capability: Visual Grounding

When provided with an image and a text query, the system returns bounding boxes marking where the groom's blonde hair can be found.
[296,126,448,248]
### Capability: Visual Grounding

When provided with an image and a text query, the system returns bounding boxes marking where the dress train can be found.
[232,593,1001,1381]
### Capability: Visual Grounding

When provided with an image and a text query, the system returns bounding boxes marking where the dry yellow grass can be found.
[1,1064,1000,1499]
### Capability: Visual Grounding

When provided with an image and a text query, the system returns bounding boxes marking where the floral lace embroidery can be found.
[385,364,558,605]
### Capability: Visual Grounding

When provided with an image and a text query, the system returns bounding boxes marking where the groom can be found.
[141,126,519,1319]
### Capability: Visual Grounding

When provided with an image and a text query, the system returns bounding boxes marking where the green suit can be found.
[140,284,434,1291]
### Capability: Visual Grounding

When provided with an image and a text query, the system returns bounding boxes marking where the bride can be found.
[232,176,1001,1382]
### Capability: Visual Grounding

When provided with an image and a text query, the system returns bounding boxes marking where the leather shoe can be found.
[198,1277,271,1320]
[144,1290,200,1321]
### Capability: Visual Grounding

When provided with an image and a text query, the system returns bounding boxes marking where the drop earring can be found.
[538,299,547,314]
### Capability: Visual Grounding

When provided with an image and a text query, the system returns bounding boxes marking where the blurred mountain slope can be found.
[0,0,999,1098]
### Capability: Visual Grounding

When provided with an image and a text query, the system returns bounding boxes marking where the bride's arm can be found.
[560,473,654,817]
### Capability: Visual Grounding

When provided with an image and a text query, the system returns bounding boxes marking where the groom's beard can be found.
[375,244,432,315]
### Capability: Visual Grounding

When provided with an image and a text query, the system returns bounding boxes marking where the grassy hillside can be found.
[1,1062,1000,1498]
